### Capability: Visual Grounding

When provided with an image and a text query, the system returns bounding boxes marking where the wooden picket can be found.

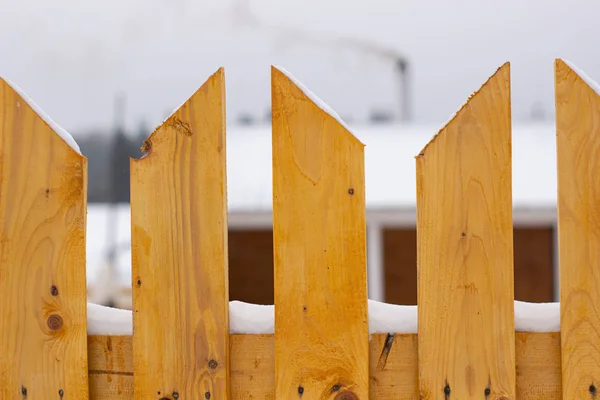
[2,59,600,399]
[0,78,89,398]
[555,59,600,398]
[416,63,516,399]
[271,66,369,399]
[130,69,230,399]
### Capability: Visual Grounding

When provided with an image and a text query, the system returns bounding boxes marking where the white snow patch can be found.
[0,77,81,155]
[563,59,600,97]
[230,300,274,334]
[87,303,133,335]
[273,65,355,137]
[86,299,560,336]
[368,299,417,334]
[514,300,560,332]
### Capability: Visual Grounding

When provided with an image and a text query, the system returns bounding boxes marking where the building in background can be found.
[85,122,558,308]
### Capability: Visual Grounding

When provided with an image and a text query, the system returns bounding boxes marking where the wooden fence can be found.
[0,58,598,399]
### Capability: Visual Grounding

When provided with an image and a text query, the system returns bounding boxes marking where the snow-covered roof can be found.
[226,123,557,211]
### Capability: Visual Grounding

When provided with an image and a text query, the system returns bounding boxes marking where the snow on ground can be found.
[87,299,560,335]
[0,77,82,155]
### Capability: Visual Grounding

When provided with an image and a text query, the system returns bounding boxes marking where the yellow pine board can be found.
[0,79,89,399]
[86,332,561,399]
[271,66,369,399]
[130,68,229,399]
[555,58,600,398]
[88,336,134,400]
[416,63,515,399]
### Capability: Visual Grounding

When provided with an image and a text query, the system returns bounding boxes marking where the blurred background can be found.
[1,0,598,308]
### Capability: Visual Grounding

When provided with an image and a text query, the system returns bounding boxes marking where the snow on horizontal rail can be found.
[87,299,560,336]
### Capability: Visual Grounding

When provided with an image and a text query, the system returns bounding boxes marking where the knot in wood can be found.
[334,391,358,400]
[50,285,59,296]
[47,314,63,330]
[208,359,218,369]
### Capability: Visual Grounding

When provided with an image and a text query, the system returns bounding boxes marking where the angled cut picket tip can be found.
[416,62,510,159]
[134,67,225,160]
[271,65,364,146]
[0,77,83,155]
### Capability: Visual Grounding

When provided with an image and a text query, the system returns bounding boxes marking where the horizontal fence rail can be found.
[0,58,599,399]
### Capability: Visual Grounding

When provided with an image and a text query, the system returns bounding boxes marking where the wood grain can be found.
[369,334,418,399]
[130,68,230,399]
[271,66,370,399]
[85,332,561,399]
[416,63,516,399]
[88,336,134,400]
[0,79,89,399]
[555,58,600,398]
[515,332,562,399]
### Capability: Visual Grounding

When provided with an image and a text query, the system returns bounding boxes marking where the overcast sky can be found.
[0,0,599,135]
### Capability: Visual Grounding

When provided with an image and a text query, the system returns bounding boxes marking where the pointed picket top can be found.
[556,58,600,98]
[555,58,600,398]
[271,65,364,146]
[0,77,82,155]
[0,79,89,398]
[130,67,230,399]
[134,67,225,160]
[416,62,515,399]
[271,66,369,399]
[416,62,510,159]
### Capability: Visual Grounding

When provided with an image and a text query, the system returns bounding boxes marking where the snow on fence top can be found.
[0,77,81,155]
[563,59,600,96]
[273,65,356,136]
